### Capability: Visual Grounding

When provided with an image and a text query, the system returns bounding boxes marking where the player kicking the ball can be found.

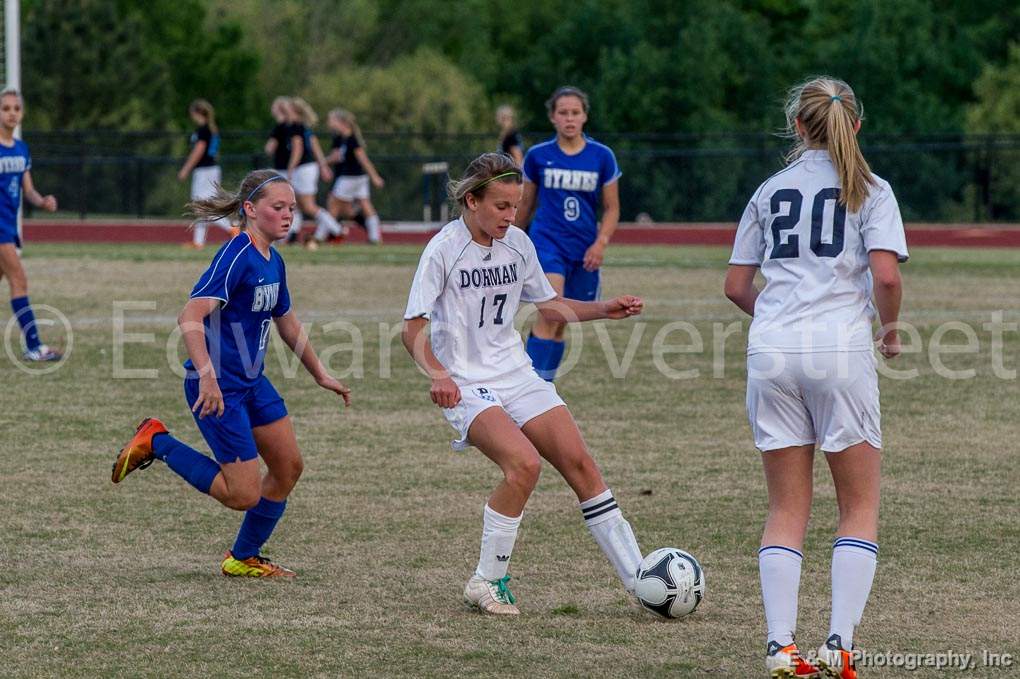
[725,77,907,678]
[402,152,645,615]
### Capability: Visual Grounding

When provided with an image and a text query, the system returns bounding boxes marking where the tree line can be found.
[20,0,1019,137]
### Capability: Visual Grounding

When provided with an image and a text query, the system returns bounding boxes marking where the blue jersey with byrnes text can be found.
[0,139,30,235]
[522,136,621,260]
[185,233,292,390]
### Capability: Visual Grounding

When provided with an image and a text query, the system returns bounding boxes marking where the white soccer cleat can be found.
[463,574,520,615]
[23,345,62,362]
[765,641,821,678]
[816,635,857,679]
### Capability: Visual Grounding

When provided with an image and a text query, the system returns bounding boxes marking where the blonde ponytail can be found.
[784,76,875,213]
[187,169,287,229]
[329,108,366,149]
[291,97,318,127]
[189,99,218,134]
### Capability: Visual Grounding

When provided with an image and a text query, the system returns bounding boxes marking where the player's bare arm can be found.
[724,264,760,316]
[309,136,333,183]
[869,249,903,358]
[516,180,537,229]
[21,171,57,212]
[354,148,385,188]
[584,180,620,272]
[287,134,303,175]
[177,140,207,181]
[274,310,351,405]
[178,296,224,418]
[401,316,461,408]
[534,294,643,324]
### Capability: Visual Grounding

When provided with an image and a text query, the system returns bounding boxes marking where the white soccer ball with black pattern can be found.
[634,547,705,619]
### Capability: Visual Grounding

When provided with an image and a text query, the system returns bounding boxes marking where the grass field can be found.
[2,243,1018,678]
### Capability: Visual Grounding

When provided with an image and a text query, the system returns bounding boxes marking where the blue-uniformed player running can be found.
[517,86,622,381]
[0,88,62,362]
[111,170,351,577]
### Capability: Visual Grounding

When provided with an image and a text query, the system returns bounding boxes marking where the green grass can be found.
[2,243,1018,678]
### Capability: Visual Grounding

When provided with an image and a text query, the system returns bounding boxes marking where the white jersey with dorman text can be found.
[404,218,557,382]
[729,150,909,354]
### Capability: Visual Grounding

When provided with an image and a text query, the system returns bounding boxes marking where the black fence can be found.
[23,129,1020,223]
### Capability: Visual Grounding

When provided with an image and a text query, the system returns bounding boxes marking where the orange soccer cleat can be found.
[111,417,168,483]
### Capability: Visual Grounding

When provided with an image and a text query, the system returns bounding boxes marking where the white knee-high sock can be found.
[829,537,878,650]
[759,545,803,646]
[313,209,342,240]
[192,222,208,246]
[581,489,642,593]
[475,504,522,581]
[366,214,381,243]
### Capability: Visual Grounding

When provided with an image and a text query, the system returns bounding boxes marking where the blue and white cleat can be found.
[23,344,62,362]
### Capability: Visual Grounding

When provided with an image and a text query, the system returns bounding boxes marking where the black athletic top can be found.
[293,123,316,166]
[191,125,219,168]
[500,129,523,157]
[270,123,294,170]
[331,134,365,177]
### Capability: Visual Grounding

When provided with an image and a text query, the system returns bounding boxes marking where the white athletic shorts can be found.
[331,175,370,201]
[283,162,319,196]
[444,368,566,451]
[745,350,882,453]
[190,165,221,200]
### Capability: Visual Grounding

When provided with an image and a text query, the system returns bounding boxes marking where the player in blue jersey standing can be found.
[0,88,62,362]
[178,99,235,249]
[111,169,351,577]
[517,86,621,381]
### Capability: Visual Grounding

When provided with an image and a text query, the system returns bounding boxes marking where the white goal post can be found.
[4,0,19,92]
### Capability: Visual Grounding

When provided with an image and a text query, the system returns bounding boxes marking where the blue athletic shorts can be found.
[184,374,288,464]
[534,245,601,302]
[0,224,21,248]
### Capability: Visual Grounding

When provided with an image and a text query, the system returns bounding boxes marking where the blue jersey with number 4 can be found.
[0,139,30,237]
[185,233,292,390]
[522,136,621,260]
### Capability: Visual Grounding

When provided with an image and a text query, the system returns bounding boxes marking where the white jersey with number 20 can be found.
[404,218,557,382]
[729,150,909,354]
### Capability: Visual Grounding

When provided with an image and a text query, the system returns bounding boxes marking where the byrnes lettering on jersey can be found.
[459,263,519,289]
[185,234,292,388]
[0,156,27,173]
[252,282,280,312]
[543,169,599,191]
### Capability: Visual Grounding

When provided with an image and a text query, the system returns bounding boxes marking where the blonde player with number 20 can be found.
[725,77,907,679]
[402,152,646,615]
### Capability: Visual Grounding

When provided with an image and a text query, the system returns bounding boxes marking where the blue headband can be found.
[239,175,286,215]
[831,95,843,102]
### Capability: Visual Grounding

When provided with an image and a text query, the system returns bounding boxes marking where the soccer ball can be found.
[634,547,705,619]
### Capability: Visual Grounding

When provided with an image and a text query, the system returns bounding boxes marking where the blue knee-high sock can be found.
[526,334,566,381]
[152,433,221,494]
[11,296,41,351]
[232,497,287,560]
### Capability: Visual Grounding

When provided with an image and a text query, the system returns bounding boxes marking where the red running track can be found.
[20,220,1020,247]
